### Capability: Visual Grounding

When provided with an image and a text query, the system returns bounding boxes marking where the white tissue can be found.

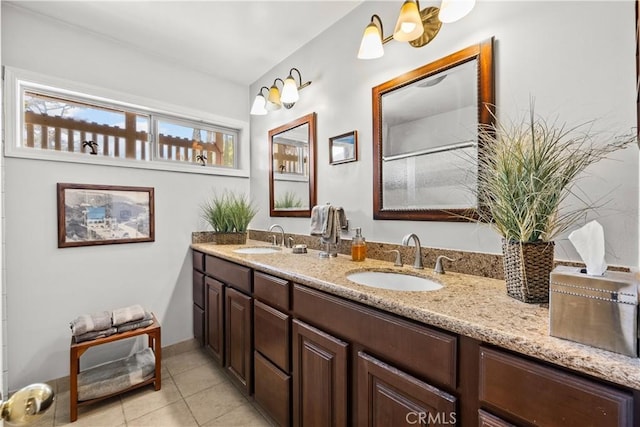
[568,220,607,276]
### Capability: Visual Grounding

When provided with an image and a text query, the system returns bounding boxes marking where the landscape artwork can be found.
[57,183,155,248]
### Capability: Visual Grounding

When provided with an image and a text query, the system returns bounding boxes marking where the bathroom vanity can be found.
[191,241,640,427]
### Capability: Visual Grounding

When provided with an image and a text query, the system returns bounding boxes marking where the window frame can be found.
[3,66,250,177]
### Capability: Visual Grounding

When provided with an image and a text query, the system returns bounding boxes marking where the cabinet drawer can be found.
[293,284,457,389]
[254,351,291,427]
[192,250,204,272]
[254,272,290,312]
[205,255,251,294]
[254,300,290,372]
[479,347,633,427]
[192,270,205,309]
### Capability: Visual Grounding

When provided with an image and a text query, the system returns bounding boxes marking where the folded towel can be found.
[112,304,146,326]
[310,205,331,236]
[78,347,155,401]
[320,206,346,245]
[116,312,154,333]
[74,327,118,343]
[70,311,112,336]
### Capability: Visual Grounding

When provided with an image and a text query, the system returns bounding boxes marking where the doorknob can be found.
[0,383,54,425]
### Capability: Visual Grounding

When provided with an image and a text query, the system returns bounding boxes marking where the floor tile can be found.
[172,360,227,397]
[163,348,212,376]
[121,377,182,421]
[53,391,124,426]
[127,400,197,427]
[202,402,273,427]
[184,381,246,425]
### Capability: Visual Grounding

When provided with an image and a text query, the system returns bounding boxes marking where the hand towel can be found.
[116,312,154,333]
[70,310,112,336]
[112,304,146,326]
[310,205,331,236]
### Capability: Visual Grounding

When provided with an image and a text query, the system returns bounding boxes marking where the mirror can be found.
[269,113,317,217]
[373,38,494,221]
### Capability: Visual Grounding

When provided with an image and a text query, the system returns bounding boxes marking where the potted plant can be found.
[476,105,635,303]
[200,190,257,244]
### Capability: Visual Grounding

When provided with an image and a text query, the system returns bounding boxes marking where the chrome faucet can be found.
[268,224,286,247]
[434,255,455,274]
[402,233,424,269]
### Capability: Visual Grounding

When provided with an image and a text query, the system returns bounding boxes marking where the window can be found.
[5,67,248,176]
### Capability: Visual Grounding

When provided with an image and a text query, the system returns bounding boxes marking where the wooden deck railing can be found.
[24,112,226,166]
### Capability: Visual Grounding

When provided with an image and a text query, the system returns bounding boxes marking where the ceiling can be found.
[6,0,363,86]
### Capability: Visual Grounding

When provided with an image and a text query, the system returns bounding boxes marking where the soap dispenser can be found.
[351,227,367,262]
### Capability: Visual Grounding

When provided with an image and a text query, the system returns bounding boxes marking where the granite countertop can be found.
[191,240,640,391]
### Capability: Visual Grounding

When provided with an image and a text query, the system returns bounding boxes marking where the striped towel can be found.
[74,327,118,343]
[116,312,154,333]
[70,311,112,336]
[112,304,146,326]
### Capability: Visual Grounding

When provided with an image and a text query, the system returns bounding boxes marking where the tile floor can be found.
[31,343,273,427]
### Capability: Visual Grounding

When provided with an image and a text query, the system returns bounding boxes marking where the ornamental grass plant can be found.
[201,190,257,233]
[477,105,636,244]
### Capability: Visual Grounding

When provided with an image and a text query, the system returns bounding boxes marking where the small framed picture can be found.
[57,183,155,248]
[329,130,358,165]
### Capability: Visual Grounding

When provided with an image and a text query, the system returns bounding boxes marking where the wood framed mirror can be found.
[269,113,317,217]
[373,38,494,221]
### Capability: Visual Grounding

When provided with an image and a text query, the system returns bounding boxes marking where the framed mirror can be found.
[373,38,494,221]
[269,113,317,217]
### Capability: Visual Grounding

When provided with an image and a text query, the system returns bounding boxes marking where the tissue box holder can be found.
[549,266,639,357]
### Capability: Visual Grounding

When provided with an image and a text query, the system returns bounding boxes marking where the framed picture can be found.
[57,183,155,248]
[329,130,358,165]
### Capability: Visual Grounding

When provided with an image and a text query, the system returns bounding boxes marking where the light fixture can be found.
[357,0,475,59]
[393,0,424,42]
[281,68,311,109]
[357,15,390,60]
[250,68,312,115]
[439,0,476,23]
[267,78,284,111]
[250,86,269,115]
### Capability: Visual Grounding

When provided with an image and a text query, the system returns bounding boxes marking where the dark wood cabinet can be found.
[206,277,224,365]
[225,287,253,394]
[191,251,639,427]
[292,319,348,427]
[357,351,457,427]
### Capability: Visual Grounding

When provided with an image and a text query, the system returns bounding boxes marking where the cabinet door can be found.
[292,319,348,427]
[254,351,291,427]
[357,351,457,427]
[193,304,204,346]
[206,277,225,365]
[225,287,253,394]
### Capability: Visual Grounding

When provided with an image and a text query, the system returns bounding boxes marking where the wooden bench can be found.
[69,313,161,422]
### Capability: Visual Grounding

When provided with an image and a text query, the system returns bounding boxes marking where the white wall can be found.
[1,4,250,389]
[250,1,638,267]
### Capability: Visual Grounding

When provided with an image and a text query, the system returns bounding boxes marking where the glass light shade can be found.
[438,0,476,23]
[393,0,424,42]
[281,76,299,108]
[266,85,281,111]
[250,94,267,115]
[357,22,384,59]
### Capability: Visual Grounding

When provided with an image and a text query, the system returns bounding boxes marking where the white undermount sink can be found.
[233,247,282,254]
[346,271,443,291]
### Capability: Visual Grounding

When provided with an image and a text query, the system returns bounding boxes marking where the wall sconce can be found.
[250,68,312,115]
[357,0,476,59]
